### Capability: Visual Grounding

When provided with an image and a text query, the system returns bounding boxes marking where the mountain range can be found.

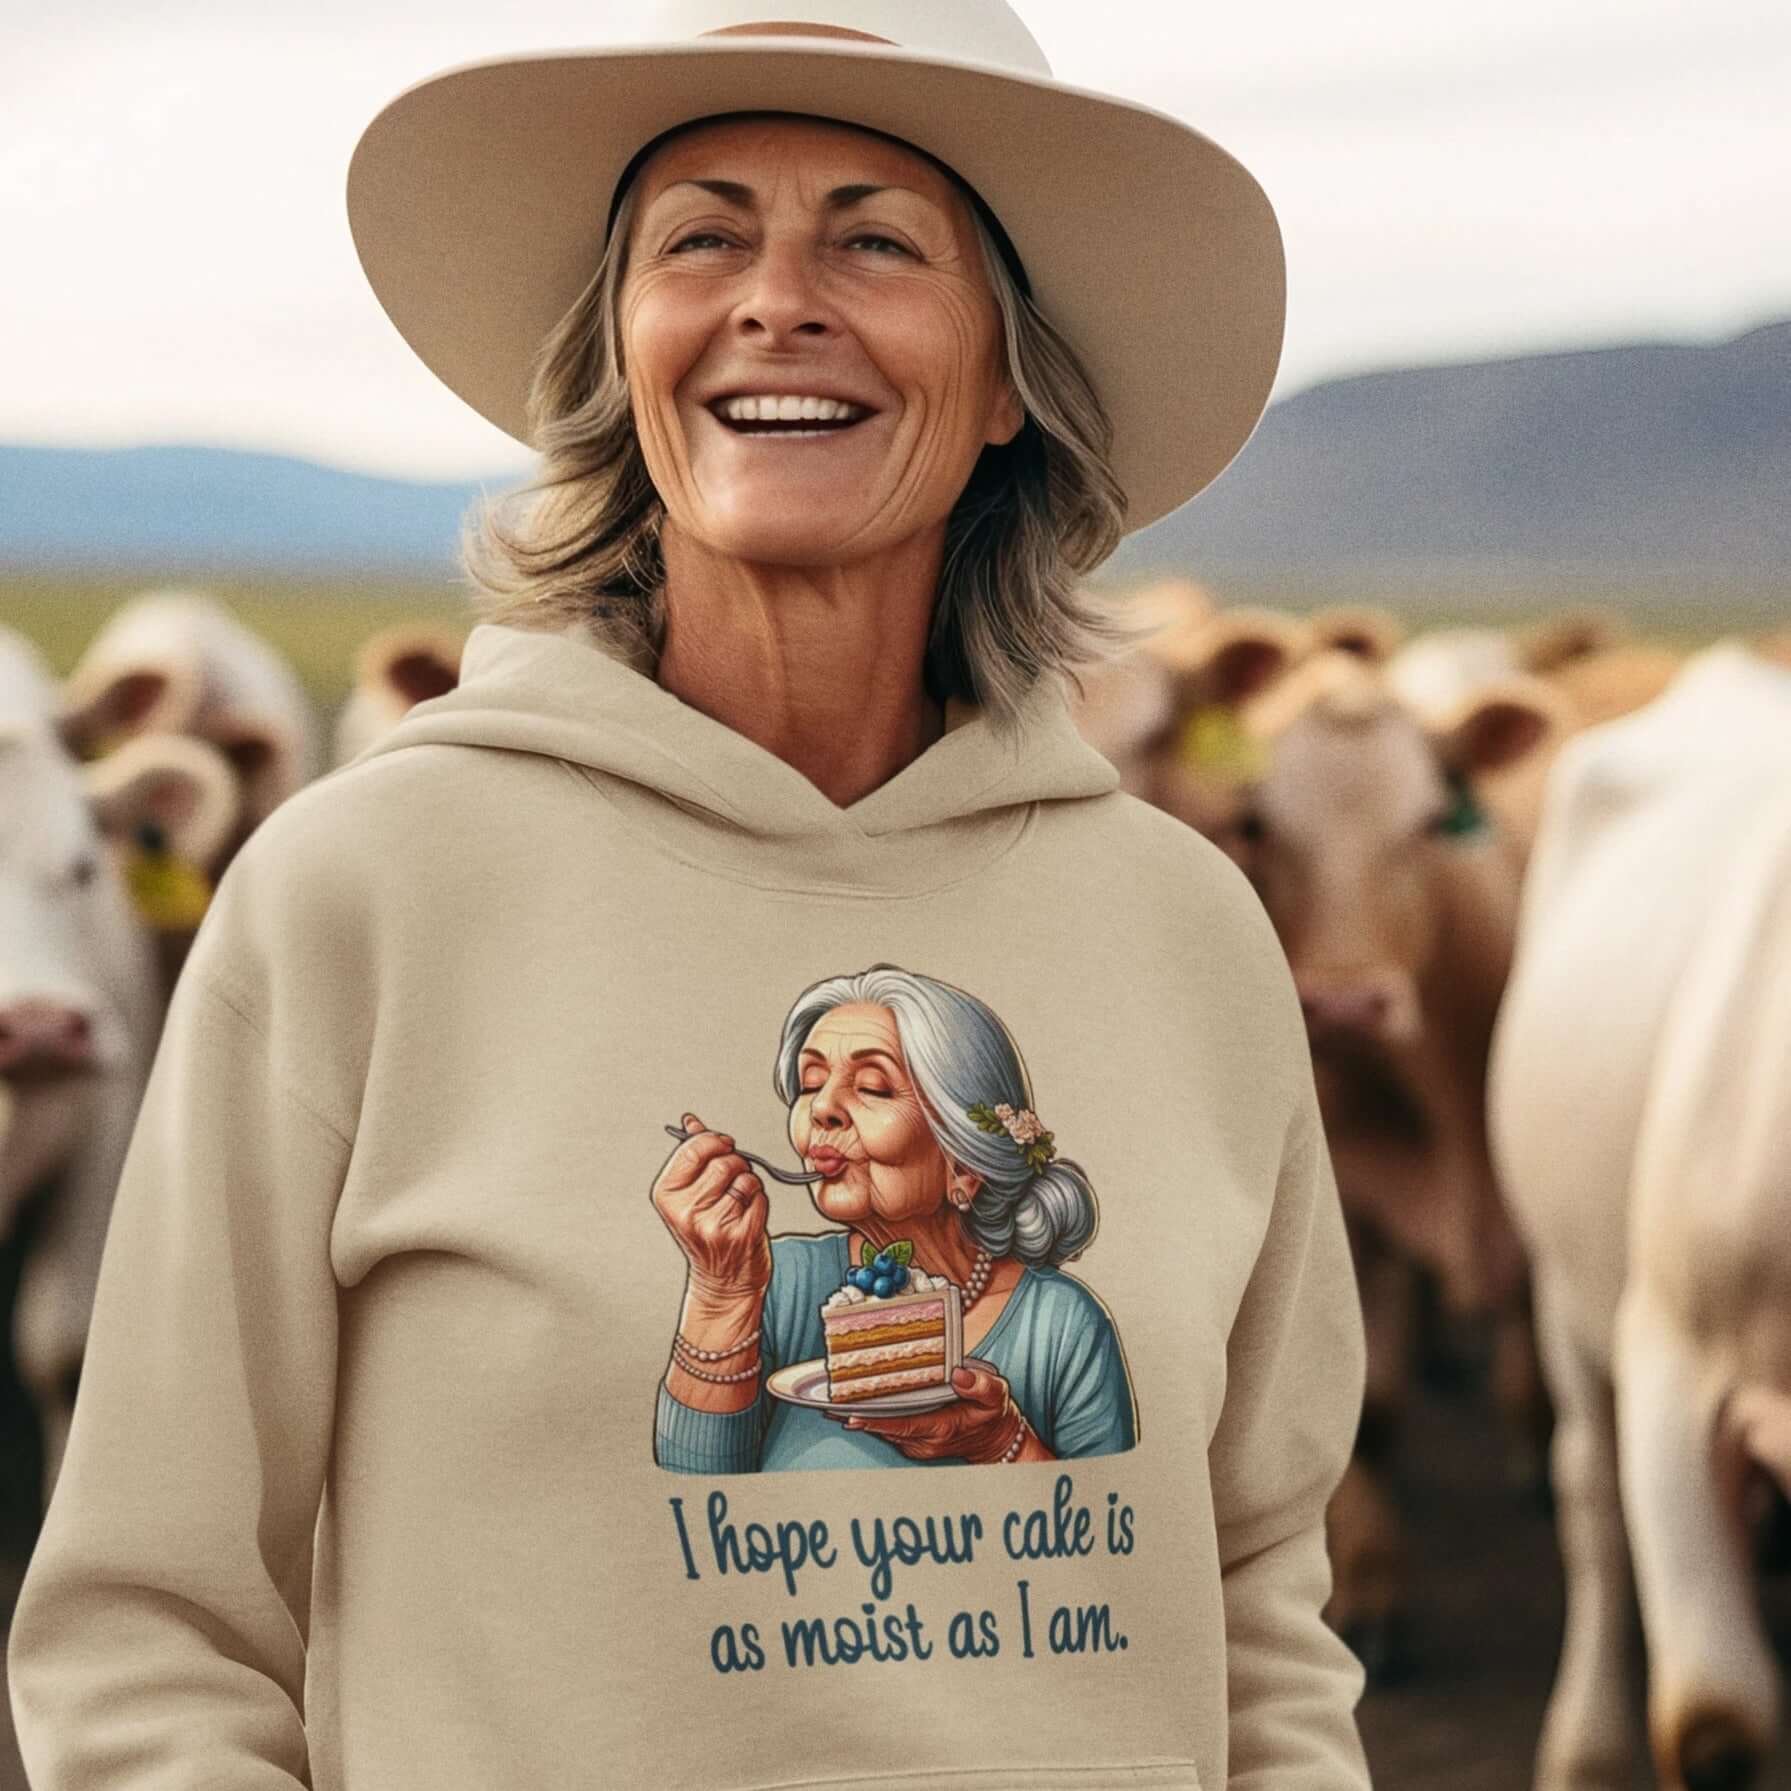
[1110,317,1790,589]
[2,320,1785,594]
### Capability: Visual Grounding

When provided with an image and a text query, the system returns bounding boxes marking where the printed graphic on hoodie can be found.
[653,963,1140,1473]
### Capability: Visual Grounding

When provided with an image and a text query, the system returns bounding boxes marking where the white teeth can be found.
[716,394,868,424]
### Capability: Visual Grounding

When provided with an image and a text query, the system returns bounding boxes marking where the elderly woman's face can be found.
[619,115,1024,568]
[790,1002,962,1227]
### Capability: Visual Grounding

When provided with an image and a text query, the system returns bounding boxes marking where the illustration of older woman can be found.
[652,963,1138,1472]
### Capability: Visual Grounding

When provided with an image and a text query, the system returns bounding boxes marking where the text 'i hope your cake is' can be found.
[820,1244,964,1403]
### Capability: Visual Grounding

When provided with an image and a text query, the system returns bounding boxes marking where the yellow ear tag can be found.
[1176,705,1269,783]
[76,727,136,763]
[124,841,214,930]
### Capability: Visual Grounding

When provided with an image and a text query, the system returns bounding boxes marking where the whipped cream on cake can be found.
[822,1251,963,1403]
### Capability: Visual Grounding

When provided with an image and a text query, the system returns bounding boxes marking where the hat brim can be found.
[346,38,1285,533]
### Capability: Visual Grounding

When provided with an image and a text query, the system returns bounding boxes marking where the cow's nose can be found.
[0,999,96,1076]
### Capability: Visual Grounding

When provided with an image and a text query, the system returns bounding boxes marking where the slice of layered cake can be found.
[821,1261,964,1403]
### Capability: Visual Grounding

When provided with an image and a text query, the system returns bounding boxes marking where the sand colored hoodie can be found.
[8,619,1370,1791]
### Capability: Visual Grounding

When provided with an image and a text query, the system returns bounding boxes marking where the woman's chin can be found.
[810,1183,865,1223]
[684,481,898,568]
[697,524,871,568]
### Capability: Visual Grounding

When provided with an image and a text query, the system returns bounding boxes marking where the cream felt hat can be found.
[346,0,1285,533]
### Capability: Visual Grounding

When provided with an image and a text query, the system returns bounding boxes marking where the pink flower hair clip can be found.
[966,1101,1057,1176]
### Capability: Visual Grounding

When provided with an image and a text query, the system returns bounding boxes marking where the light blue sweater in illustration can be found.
[655,1231,1137,1473]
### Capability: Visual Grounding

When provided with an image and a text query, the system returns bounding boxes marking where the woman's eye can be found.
[859,1086,892,1098]
[845,233,911,256]
[669,231,732,253]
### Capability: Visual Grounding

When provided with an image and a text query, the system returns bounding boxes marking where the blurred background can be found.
[3,3,1789,1786]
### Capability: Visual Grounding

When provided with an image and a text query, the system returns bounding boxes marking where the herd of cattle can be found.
[3,582,1789,1790]
[0,592,463,1500]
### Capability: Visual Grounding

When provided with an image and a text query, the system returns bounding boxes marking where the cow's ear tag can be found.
[75,727,134,764]
[124,819,214,930]
[1436,766,1489,838]
[1176,705,1268,784]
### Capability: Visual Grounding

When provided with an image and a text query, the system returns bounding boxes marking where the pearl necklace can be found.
[858,1238,993,1309]
[961,1245,993,1311]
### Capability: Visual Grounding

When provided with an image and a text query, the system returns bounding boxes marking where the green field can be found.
[0,573,474,712]
[1,569,1780,715]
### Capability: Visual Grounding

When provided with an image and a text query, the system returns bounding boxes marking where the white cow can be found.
[1383,608,1628,721]
[331,620,466,767]
[1384,626,1524,718]
[1487,636,1791,1791]
[59,587,320,861]
[1,627,238,1512]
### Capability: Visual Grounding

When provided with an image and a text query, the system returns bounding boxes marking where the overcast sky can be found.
[6,1,1788,479]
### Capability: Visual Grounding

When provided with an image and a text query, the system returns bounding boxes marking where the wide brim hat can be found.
[346,1,1285,534]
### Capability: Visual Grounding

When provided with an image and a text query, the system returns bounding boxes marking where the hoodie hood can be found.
[354,621,1121,895]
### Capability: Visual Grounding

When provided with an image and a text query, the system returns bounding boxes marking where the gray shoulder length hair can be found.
[773,963,1099,1270]
[458,139,1159,739]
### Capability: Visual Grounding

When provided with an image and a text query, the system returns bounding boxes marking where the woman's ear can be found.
[985,378,1025,449]
[947,1165,986,1208]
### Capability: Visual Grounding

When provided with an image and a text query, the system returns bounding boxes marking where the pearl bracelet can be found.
[670,1341,762,1385]
[674,1326,761,1362]
[998,1409,1029,1463]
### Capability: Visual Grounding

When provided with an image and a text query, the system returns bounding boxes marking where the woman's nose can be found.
[731,240,833,343]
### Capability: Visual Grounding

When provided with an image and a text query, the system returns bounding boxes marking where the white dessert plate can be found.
[767,1356,990,1417]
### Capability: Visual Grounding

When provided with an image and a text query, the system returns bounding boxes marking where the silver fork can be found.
[663,1122,826,1185]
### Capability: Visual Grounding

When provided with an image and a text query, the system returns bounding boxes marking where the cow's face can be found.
[0,723,237,1090]
[0,724,147,1097]
[58,641,296,852]
[1211,655,1557,1051]
[1223,695,1451,1047]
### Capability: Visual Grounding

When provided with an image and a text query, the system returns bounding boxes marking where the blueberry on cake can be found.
[820,1241,964,1403]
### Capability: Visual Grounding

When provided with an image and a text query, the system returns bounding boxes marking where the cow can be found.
[1074,606,1567,1676]
[332,620,466,766]
[1301,602,1407,665]
[1068,596,1308,829]
[1,627,238,1514]
[1487,633,1791,1791]
[58,587,320,866]
[55,588,321,999]
[1381,605,1626,722]
[1074,596,1410,845]
[1385,625,1525,717]
[1387,612,1690,859]
[1189,640,1568,1680]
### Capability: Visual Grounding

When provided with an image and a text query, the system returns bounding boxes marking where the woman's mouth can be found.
[809,1146,848,1178]
[709,393,876,440]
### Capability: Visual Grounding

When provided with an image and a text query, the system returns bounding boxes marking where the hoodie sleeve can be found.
[6,822,358,1787]
[1208,1057,1372,1789]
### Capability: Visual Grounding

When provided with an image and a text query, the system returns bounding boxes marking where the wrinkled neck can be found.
[656,522,949,809]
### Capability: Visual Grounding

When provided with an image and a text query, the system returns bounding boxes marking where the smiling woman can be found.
[624,119,1027,573]
[461,108,1132,752]
[5,7,1371,1791]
